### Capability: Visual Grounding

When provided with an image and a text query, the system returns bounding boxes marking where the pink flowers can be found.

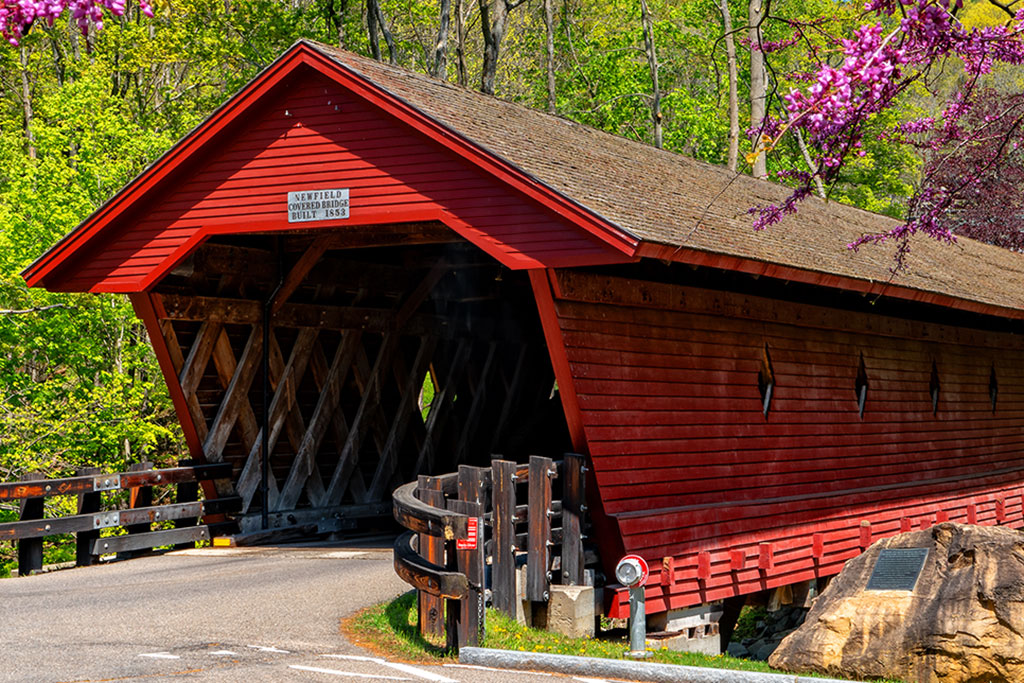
[752,0,1024,267]
[0,0,153,46]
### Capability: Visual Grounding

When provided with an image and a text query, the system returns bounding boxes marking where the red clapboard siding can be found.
[548,270,1024,616]
[55,73,625,292]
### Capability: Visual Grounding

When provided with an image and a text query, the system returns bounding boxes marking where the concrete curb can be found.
[458,647,862,683]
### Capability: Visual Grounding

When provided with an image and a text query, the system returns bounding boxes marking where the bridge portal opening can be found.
[152,222,570,534]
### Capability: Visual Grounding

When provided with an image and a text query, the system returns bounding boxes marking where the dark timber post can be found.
[454,465,485,648]
[417,475,445,638]
[76,467,102,567]
[561,453,585,585]
[527,455,555,602]
[174,458,199,550]
[17,474,44,576]
[490,459,517,616]
[119,461,154,560]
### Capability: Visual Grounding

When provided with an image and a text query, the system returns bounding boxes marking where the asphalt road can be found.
[0,539,583,683]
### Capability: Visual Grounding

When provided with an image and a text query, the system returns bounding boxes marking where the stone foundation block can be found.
[546,584,597,638]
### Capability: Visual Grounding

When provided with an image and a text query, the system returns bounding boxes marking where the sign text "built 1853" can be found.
[287,188,350,223]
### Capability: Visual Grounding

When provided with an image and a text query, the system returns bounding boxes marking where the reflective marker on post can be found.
[616,555,651,659]
[456,516,478,550]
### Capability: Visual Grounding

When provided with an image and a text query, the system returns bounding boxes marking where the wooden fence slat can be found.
[0,498,241,541]
[17,474,44,577]
[561,453,585,586]
[174,459,200,550]
[491,459,518,616]
[0,463,231,502]
[417,476,446,639]
[526,455,555,602]
[119,461,155,561]
[453,465,486,649]
[92,525,214,555]
[76,467,102,567]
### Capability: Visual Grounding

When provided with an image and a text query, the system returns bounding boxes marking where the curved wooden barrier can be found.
[393,530,468,599]
[392,480,468,540]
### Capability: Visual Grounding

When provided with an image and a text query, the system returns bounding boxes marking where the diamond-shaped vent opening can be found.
[990,365,998,413]
[758,344,775,418]
[855,353,869,419]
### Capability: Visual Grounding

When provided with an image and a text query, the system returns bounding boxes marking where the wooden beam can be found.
[202,325,262,464]
[159,322,208,439]
[157,294,451,337]
[323,333,401,507]
[322,222,459,250]
[277,331,362,511]
[235,328,318,511]
[367,336,439,500]
[179,321,222,398]
[210,329,261,457]
[414,340,472,474]
[395,262,449,329]
[454,342,498,466]
[488,345,528,454]
[270,235,332,314]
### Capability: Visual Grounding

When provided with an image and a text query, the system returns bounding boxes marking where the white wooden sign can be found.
[287,188,350,223]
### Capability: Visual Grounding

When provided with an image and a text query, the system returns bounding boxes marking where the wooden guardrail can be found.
[1,461,238,576]
[393,454,587,653]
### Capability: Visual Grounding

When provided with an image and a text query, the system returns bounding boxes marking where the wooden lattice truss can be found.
[144,225,568,529]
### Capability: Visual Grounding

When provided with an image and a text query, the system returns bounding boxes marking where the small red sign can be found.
[456,517,479,550]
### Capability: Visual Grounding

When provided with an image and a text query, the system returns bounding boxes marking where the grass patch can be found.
[345,592,902,681]
[346,592,767,673]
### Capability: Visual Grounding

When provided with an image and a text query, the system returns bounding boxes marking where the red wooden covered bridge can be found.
[23,40,1024,622]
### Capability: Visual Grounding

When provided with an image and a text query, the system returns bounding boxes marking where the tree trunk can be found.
[366,0,396,63]
[19,46,36,160]
[479,0,509,95]
[639,0,662,149]
[719,0,739,172]
[748,0,767,178]
[433,0,452,78]
[367,0,381,60]
[376,0,397,63]
[456,0,468,86]
[543,0,557,113]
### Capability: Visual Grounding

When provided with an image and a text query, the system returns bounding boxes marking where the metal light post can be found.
[615,554,652,659]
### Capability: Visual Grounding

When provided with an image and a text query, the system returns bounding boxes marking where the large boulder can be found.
[769,523,1024,683]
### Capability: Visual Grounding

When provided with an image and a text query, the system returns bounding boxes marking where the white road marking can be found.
[319,654,456,682]
[373,661,457,682]
[321,654,382,663]
[209,649,238,656]
[443,663,553,676]
[248,644,291,653]
[139,652,180,659]
[321,551,369,559]
[289,665,412,680]
[574,678,612,683]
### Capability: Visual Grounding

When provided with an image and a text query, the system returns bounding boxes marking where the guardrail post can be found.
[119,461,155,560]
[417,475,445,639]
[453,465,485,649]
[526,455,555,603]
[17,474,44,577]
[76,467,102,567]
[491,459,517,616]
[560,453,585,586]
[174,459,199,550]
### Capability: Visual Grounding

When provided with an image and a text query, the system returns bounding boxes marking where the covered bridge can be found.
[23,40,1024,619]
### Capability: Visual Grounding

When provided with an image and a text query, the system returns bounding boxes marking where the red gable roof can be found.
[23,40,1024,322]
[22,41,637,292]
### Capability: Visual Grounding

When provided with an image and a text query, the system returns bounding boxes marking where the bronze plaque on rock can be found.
[866,547,929,591]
